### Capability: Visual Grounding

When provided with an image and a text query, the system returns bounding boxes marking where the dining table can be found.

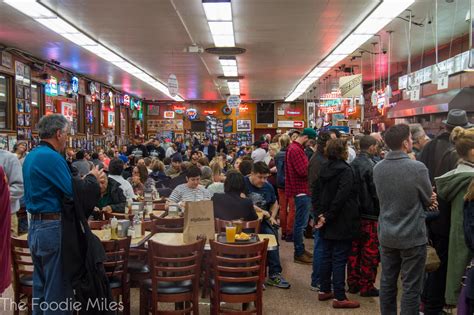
[15,229,153,248]
[149,232,278,251]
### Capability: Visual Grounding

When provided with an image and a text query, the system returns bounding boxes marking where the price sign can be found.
[437,71,449,90]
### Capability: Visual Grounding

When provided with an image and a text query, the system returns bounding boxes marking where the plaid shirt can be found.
[285,141,309,197]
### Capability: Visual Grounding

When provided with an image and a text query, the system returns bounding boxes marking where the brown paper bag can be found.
[183,200,215,244]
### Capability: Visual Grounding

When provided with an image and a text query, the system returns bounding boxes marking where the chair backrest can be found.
[209,239,268,290]
[101,237,131,283]
[104,212,133,221]
[148,238,205,294]
[10,237,33,285]
[215,218,260,234]
[88,220,109,230]
[153,217,184,233]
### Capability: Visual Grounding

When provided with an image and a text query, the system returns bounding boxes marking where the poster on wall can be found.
[236,119,251,132]
[1,52,12,69]
[61,102,75,122]
[148,104,160,115]
[164,111,175,119]
[147,119,184,132]
[15,61,24,83]
[223,119,233,133]
[0,134,7,150]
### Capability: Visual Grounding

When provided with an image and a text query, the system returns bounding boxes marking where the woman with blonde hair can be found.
[436,126,474,306]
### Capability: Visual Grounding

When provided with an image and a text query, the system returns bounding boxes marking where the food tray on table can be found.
[217,232,260,244]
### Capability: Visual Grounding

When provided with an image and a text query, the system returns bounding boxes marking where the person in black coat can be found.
[212,170,258,221]
[312,138,360,308]
[346,135,380,297]
[200,137,216,161]
[217,136,228,155]
[93,174,127,219]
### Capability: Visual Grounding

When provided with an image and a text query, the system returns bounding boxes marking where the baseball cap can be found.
[302,128,317,139]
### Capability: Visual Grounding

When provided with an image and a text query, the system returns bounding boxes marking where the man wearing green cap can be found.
[285,128,317,264]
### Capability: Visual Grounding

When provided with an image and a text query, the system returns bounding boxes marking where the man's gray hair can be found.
[38,114,69,139]
[409,123,426,140]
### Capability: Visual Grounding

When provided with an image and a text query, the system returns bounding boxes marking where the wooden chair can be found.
[104,212,133,221]
[88,220,109,230]
[128,220,156,287]
[153,217,184,233]
[140,238,205,315]
[214,219,260,234]
[10,237,33,315]
[101,237,132,315]
[209,239,269,315]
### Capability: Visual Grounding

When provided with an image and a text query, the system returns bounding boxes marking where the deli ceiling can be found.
[0,0,471,101]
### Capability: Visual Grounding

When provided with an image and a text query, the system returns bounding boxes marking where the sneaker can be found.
[318,292,334,301]
[347,286,360,294]
[333,299,360,309]
[360,288,379,297]
[304,250,313,258]
[294,254,312,265]
[310,284,320,292]
[266,274,291,289]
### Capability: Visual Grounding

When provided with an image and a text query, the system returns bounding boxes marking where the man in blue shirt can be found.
[245,161,290,289]
[24,114,100,314]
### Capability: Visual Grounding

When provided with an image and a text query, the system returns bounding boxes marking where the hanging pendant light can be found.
[359,51,365,106]
[385,31,393,98]
[371,43,377,105]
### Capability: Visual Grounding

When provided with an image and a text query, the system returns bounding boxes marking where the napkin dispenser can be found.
[116,220,131,238]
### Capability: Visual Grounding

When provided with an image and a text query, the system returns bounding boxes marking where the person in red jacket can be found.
[285,128,317,264]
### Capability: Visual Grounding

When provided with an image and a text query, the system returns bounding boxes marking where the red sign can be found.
[204,110,217,115]
[293,121,304,128]
[285,108,302,116]
[173,105,186,114]
[123,94,130,107]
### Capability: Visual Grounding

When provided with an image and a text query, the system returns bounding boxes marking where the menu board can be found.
[147,119,183,131]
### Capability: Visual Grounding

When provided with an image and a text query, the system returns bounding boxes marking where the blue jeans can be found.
[28,219,73,315]
[293,195,311,257]
[311,229,323,287]
[260,220,282,277]
[320,239,352,301]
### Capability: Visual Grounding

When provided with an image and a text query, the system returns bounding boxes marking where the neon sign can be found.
[123,94,130,107]
[174,105,186,114]
[238,104,249,112]
[45,76,58,96]
[204,110,217,115]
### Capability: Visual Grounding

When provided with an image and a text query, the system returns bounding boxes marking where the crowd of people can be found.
[0,108,473,314]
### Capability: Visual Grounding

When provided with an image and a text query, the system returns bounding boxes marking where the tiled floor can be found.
[1,237,386,314]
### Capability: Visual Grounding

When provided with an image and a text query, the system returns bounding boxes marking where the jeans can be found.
[380,245,427,315]
[28,219,73,315]
[293,195,311,257]
[311,229,323,287]
[260,220,282,277]
[421,234,449,315]
[277,188,295,237]
[319,239,352,301]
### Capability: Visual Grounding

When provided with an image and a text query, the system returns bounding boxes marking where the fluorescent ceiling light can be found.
[208,21,234,35]
[4,0,56,19]
[285,0,414,101]
[202,0,232,21]
[222,65,238,76]
[219,57,237,66]
[5,0,184,101]
[212,34,235,47]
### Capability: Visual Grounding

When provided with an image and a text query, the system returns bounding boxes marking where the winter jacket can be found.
[102,177,127,213]
[373,151,432,249]
[308,151,327,194]
[62,174,114,314]
[312,159,360,240]
[285,141,309,197]
[275,149,287,188]
[351,152,379,220]
[436,163,474,305]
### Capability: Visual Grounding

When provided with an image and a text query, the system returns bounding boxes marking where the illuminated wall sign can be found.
[285,108,302,116]
[45,76,58,96]
[174,105,186,114]
[204,110,217,115]
[238,104,249,112]
[131,99,142,111]
[123,94,130,107]
[109,91,114,109]
[222,105,232,115]
[58,80,68,95]
[277,120,304,128]
[164,111,175,119]
[186,108,198,120]
[71,76,79,94]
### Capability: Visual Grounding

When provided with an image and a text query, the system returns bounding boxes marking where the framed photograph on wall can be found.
[147,104,160,116]
[236,119,251,132]
[16,84,24,99]
[223,119,233,133]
